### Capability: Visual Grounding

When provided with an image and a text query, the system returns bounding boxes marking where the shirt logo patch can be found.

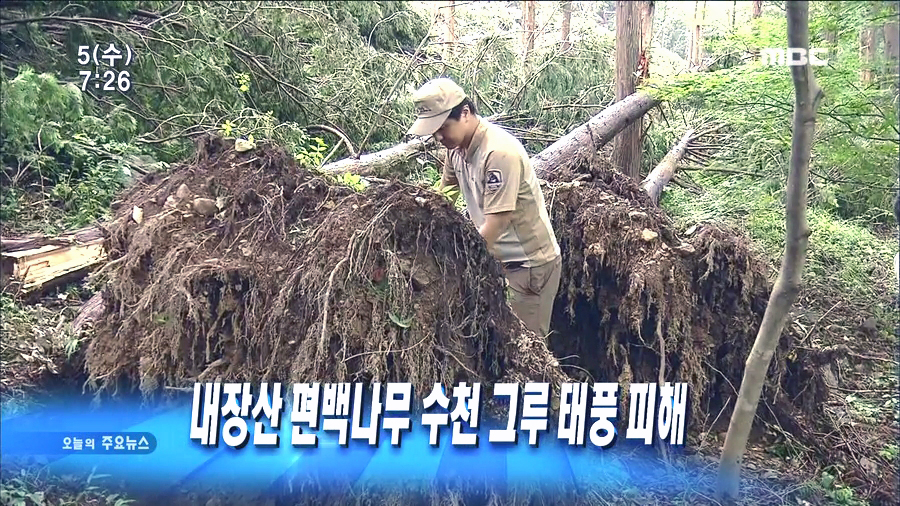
[486,170,502,194]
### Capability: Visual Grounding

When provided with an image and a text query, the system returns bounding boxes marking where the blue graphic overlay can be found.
[1,381,714,501]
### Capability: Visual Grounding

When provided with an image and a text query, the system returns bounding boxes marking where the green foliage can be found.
[0,68,142,230]
[0,465,135,506]
[423,7,616,155]
[661,172,897,306]
[323,1,428,52]
[879,444,899,461]
[648,0,899,225]
[655,15,690,59]
[334,172,366,192]
[817,470,869,506]
[649,55,898,225]
[293,134,328,168]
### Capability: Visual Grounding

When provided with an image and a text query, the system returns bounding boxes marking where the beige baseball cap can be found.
[406,78,467,137]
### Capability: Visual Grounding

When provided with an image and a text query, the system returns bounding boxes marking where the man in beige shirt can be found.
[406,77,562,337]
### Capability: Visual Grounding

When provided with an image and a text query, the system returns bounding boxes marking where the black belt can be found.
[503,261,526,270]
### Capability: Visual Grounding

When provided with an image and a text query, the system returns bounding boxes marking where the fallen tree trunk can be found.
[322,137,438,176]
[640,128,694,204]
[532,91,660,178]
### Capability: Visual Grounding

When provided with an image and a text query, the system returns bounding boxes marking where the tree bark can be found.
[324,137,439,175]
[882,1,898,85]
[1,226,106,295]
[861,20,876,85]
[699,1,706,64]
[73,292,105,333]
[0,226,104,252]
[716,1,823,501]
[691,1,702,67]
[560,0,572,51]
[522,0,537,72]
[752,0,762,19]
[445,1,457,59]
[639,1,655,81]
[613,1,642,181]
[640,129,693,204]
[732,0,737,31]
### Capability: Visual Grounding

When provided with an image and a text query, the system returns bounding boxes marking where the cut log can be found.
[1,227,106,295]
[641,129,694,204]
[531,92,660,178]
[1,226,103,252]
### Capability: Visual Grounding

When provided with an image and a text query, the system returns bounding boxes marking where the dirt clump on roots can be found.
[84,135,567,401]
[543,158,897,503]
[544,159,828,448]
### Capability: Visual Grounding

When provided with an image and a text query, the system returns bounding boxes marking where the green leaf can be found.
[388,311,412,328]
[820,472,835,489]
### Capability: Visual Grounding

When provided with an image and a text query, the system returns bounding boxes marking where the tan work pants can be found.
[503,255,562,337]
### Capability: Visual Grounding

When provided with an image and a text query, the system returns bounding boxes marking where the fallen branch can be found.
[641,129,694,204]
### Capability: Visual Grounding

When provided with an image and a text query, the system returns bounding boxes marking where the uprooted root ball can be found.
[543,164,827,437]
[85,136,568,401]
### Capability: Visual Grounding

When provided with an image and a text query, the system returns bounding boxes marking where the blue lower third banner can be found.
[0,382,702,498]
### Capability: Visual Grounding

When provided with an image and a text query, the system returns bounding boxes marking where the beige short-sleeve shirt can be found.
[443,117,560,267]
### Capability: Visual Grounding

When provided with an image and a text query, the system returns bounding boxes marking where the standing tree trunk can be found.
[560,1,572,51]
[639,1,655,81]
[613,0,642,180]
[732,0,737,31]
[699,1,706,64]
[690,1,702,67]
[716,1,823,501]
[861,18,876,85]
[752,0,762,18]
[884,11,899,85]
[522,0,537,74]
[446,1,456,58]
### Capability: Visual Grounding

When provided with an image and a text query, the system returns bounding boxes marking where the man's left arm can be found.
[479,150,522,253]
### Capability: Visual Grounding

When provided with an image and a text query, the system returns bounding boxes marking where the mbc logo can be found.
[760,48,829,66]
